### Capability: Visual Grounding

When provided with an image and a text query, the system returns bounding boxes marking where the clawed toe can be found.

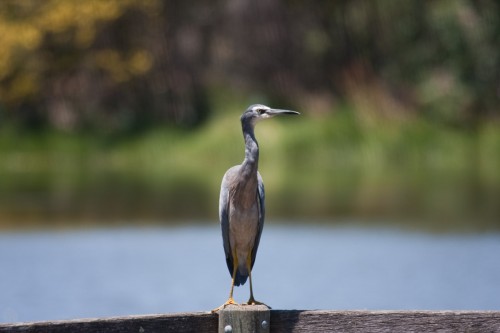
[245,298,271,308]
[211,298,239,313]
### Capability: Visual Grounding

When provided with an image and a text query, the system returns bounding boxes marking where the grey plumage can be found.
[219,167,265,286]
[218,104,299,306]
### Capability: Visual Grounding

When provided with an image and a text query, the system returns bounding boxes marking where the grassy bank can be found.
[1,106,499,230]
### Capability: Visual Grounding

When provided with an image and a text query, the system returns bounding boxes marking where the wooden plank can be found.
[270,310,500,333]
[0,312,218,333]
[218,304,270,333]
[1,310,500,333]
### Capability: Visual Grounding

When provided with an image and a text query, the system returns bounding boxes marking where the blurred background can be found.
[1,0,500,323]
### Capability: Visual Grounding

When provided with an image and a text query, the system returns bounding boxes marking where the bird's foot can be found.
[245,297,271,309]
[211,298,238,313]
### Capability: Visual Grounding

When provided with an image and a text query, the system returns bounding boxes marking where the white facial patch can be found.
[252,105,270,112]
[252,105,272,120]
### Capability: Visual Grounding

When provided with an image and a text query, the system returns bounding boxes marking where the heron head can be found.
[241,104,299,125]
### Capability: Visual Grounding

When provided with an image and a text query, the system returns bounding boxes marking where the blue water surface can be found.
[1,224,499,323]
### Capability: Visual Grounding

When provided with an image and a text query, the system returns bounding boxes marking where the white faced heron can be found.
[217,104,299,309]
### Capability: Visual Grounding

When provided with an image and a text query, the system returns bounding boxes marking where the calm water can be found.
[1,224,500,323]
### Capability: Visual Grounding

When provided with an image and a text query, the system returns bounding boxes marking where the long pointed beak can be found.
[267,109,300,116]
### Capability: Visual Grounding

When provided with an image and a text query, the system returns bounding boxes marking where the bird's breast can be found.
[228,200,259,252]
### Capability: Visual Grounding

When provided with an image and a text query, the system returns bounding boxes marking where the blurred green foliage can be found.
[1,0,499,131]
[1,95,499,229]
[0,1,499,229]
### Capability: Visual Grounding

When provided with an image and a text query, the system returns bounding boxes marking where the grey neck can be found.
[242,121,259,173]
[231,120,260,208]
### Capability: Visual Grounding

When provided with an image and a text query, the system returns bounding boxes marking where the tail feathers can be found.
[234,269,248,286]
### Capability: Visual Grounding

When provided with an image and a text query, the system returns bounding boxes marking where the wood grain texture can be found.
[2,310,500,333]
[270,310,500,333]
[0,312,218,333]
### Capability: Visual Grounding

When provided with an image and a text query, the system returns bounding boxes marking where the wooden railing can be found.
[1,305,499,332]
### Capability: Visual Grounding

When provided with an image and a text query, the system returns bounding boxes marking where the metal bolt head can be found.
[224,324,232,333]
[261,320,269,329]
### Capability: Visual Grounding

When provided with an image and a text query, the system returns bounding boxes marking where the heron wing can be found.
[219,171,234,277]
[251,172,265,269]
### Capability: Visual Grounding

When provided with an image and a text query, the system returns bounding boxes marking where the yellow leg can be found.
[226,259,238,305]
[245,252,270,308]
[212,254,239,312]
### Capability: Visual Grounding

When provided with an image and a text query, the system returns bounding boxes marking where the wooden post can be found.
[218,305,270,333]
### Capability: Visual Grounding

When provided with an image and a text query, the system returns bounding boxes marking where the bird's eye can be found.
[257,109,265,115]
